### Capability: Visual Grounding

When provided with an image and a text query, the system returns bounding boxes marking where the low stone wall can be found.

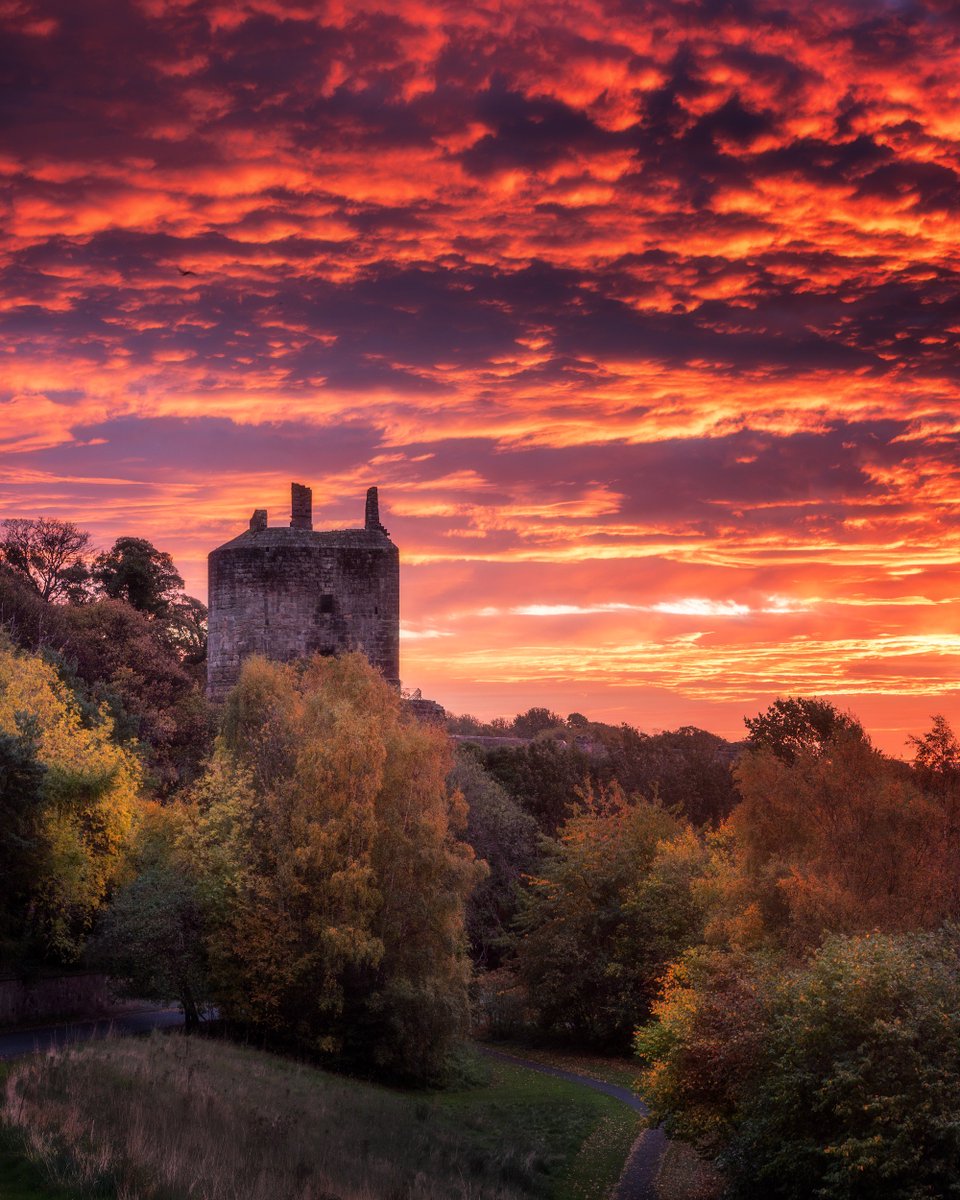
[0,972,112,1028]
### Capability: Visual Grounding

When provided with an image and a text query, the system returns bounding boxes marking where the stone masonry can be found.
[206,483,400,701]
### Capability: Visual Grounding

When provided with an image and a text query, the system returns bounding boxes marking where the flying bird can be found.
[177,267,198,276]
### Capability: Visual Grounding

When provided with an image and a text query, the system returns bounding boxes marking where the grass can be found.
[0,1033,641,1200]
[483,1041,642,1091]
[482,1042,726,1200]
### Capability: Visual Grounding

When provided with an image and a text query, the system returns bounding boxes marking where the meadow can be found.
[0,1033,641,1200]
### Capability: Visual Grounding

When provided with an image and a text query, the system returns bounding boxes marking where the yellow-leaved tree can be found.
[0,642,140,963]
[192,653,482,1082]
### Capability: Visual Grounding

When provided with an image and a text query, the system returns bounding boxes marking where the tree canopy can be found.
[0,518,91,603]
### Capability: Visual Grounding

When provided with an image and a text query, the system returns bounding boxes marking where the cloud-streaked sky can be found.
[4,0,960,750]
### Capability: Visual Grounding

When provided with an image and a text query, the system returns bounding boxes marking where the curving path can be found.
[0,1006,184,1061]
[478,1046,666,1200]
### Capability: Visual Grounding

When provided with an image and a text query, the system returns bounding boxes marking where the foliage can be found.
[733,731,958,950]
[91,536,184,616]
[596,725,740,827]
[0,723,47,964]
[451,748,539,967]
[483,738,599,835]
[909,713,960,793]
[58,599,212,792]
[514,788,707,1048]
[0,519,91,604]
[647,933,960,1200]
[0,642,139,965]
[193,653,482,1082]
[0,563,211,794]
[93,803,210,1028]
[511,706,565,738]
[744,696,865,763]
[636,947,770,1154]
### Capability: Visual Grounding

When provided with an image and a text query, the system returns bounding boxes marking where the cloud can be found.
[3,0,960,749]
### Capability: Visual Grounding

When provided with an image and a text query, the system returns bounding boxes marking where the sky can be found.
[3,0,960,751]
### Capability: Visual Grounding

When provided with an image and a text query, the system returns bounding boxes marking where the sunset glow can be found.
[4,0,960,750]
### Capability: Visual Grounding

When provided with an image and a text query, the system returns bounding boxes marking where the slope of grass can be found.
[0,1033,638,1200]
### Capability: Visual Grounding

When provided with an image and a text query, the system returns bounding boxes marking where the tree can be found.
[733,731,955,949]
[511,706,563,738]
[59,599,212,795]
[0,721,47,964]
[92,537,185,617]
[95,804,209,1030]
[909,713,960,792]
[744,696,864,763]
[482,738,599,835]
[514,787,704,1048]
[0,518,91,603]
[449,748,537,967]
[193,653,481,1082]
[731,933,960,1199]
[0,643,139,965]
[165,594,208,672]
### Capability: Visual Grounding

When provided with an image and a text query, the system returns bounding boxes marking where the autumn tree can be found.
[0,643,139,965]
[641,933,960,1200]
[733,729,955,948]
[0,518,91,603]
[193,653,481,1082]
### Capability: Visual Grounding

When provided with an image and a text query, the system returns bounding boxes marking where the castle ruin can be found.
[206,483,400,701]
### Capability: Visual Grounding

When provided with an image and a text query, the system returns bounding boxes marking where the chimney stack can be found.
[365,486,385,532]
[290,482,313,530]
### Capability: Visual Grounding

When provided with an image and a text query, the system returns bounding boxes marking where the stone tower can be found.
[206,483,400,701]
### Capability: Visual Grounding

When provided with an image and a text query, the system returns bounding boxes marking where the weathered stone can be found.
[207,483,400,701]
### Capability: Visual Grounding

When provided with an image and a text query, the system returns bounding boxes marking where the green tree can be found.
[744,696,864,763]
[0,721,47,963]
[0,518,91,603]
[511,706,564,738]
[92,537,185,617]
[483,738,599,835]
[449,748,538,967]
[95,803,209,1029]
[733,932,960,1199]
[514,787,705,1048]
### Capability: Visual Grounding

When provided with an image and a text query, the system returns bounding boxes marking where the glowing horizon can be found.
[3,0,960,753]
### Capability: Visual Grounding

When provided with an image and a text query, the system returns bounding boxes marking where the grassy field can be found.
[0,1033,642,1200]
[483,1041,723,1200]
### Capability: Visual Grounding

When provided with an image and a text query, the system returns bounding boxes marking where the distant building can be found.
[206,482,400,701]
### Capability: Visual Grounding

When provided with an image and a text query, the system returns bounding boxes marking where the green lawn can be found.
[0,1035,642,1200]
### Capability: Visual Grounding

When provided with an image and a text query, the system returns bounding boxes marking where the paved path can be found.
[0,1006,184,1060]
[478,1046,666,1200]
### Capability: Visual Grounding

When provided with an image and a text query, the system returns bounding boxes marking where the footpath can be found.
[479,1045,666,1200]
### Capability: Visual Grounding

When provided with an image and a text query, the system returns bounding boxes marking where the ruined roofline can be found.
[237,483,391,539]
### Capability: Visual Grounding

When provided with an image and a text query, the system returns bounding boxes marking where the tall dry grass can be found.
[2,1034,535,1200]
